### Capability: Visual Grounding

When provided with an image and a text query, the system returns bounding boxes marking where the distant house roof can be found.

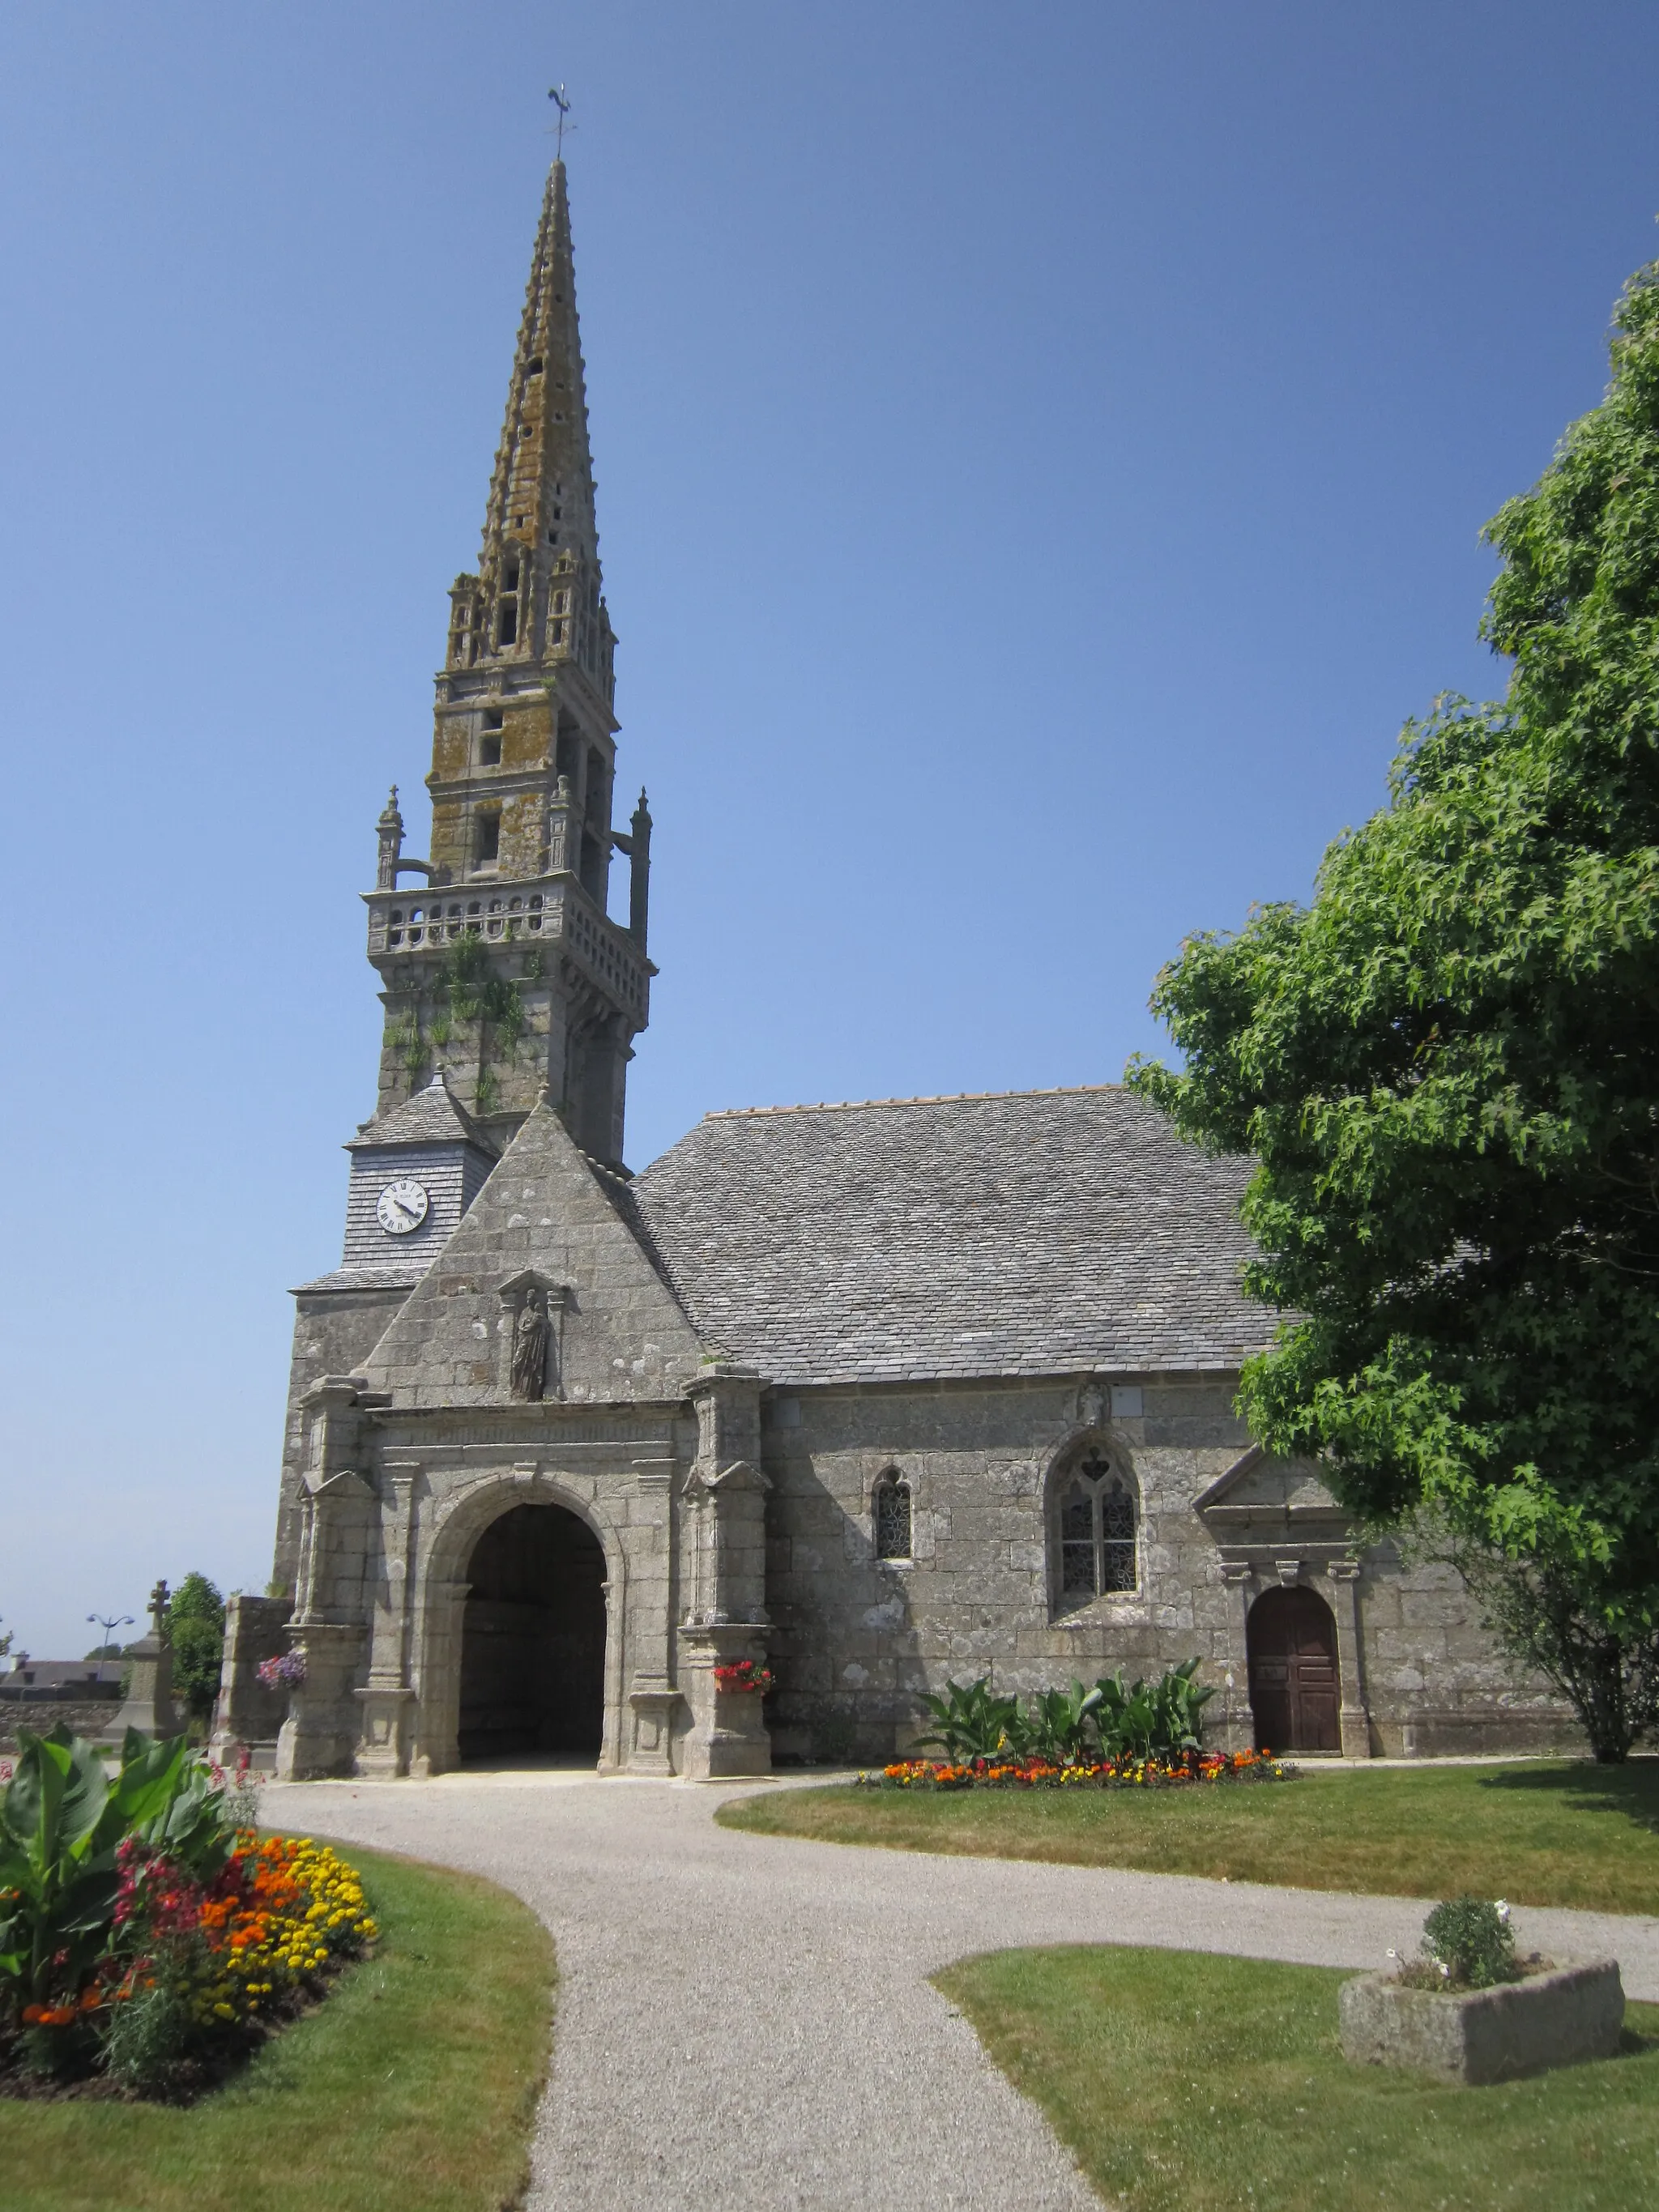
[629,1086,1268,1387]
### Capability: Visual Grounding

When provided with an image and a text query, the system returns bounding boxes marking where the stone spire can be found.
[363,160,652,1172]
[445,161,615,695]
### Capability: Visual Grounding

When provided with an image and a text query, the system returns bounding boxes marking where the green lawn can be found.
[0,1844,554,2212]
[719,1760,1659,1912]
[936,1945,1659,2212]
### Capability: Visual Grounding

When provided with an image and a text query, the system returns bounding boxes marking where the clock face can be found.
[376,1179,431,1237]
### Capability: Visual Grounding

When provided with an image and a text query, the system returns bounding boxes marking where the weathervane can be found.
[548,84,573,160]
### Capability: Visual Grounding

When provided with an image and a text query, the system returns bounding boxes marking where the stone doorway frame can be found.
[1246,1580,1343,1754]
[406,1468,629,1776]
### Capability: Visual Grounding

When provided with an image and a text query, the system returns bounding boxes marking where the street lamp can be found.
[87,1611,133,1657]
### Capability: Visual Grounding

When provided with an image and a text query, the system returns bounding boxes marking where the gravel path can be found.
[265,1773,1659,2212]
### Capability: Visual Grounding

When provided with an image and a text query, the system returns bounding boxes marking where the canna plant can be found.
[1020,1681,1106,1764]
[911,1661,1215,1768]
[914,1677,1024,1760]
[0,1727,216,2025]
[1094,1659,1214,1762]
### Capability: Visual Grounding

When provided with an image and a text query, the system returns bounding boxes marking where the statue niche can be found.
[498,1274,568,1402]
[512,1292,550,1400]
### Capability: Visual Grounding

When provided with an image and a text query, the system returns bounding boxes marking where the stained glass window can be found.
[1100,1478,1137,1592]
[1052,1451,1138,1611]
[874,1476,912,1561]
[1060,1481,1097,1601]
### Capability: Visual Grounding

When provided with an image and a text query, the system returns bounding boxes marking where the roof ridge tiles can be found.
[702,1083,1125,1121]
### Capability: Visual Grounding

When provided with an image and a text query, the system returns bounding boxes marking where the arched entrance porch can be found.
[1247,1585,1341,1754]
[458,1501,606,1763]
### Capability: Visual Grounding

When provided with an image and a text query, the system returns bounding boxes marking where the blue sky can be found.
[2,2,1657,1657]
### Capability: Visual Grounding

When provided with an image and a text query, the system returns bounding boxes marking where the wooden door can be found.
[1247,1586,1341,1753]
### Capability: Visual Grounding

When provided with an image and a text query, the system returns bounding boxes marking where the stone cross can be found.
[148,1579,170,1639]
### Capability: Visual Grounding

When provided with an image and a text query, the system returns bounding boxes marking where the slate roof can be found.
[293,1264,428,1296]
[629,1086,1269,1387]
[346,1071,491,1153]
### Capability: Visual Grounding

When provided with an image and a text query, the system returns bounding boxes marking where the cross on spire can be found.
[548,84,573,160]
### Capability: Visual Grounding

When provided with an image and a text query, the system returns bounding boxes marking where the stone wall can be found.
[757,1373,1577,1765]
[272,1285,414,1592]
[0,1696,123,1753]
[251,1319,1579,1779]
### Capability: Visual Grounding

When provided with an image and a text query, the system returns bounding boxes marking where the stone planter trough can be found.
[1339,1958,1624,2086]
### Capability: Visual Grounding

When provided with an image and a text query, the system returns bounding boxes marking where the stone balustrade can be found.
[365,875,648,1021]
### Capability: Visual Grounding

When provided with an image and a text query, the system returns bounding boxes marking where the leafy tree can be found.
[1129,261,1659,1762]
[165,1574,226,1730]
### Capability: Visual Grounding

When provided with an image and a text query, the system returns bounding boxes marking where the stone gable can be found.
[360,1102,705,1409]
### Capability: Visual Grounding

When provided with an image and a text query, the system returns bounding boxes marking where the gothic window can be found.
[1051,1450,1138,1613]
[873,1473,912,1562]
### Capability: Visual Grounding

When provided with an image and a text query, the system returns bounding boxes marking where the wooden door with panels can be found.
[1247,1585,1341,1753]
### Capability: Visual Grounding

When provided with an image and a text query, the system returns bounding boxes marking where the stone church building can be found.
[214,164,1571,1779]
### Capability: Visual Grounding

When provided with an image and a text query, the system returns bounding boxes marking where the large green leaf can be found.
[106,1732,190,1835]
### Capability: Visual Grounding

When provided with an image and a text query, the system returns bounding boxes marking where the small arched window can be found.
[873,1472,912,1562]
[1052,1449,1137,1612]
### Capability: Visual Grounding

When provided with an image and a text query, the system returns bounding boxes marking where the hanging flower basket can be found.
[256,1652,306,1690]
[713,1660,774,1694]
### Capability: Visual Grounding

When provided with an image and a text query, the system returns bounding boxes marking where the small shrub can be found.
[1406,1897,1520,1990]
[102,1950,200,2095]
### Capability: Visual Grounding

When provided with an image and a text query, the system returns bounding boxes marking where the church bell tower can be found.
[365,161,651,1169]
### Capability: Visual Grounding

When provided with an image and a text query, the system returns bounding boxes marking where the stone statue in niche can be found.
[510,1290,550,1400]
[1077,1382,1106,1430]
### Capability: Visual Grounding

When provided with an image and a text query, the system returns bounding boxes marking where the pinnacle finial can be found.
[375,786,406,889]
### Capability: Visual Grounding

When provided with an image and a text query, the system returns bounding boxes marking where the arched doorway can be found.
[1247,1585,1341,1754]
[458,1502,606,1763]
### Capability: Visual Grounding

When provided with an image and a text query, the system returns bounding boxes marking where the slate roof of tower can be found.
[628,1086,1269,1386]
[345,1072,491,1153]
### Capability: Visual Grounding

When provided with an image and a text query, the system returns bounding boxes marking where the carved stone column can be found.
[1327,1559,1374,1758]
[677,1623,772,1781]
[625,1450,681,1775]
[355,1464,419,1778]
[278,1408,376,1779]
[407,1575,471,1779]
[678,1369,771,1780]
[1217,1561,1254,1754]
[275,1622,367,1780]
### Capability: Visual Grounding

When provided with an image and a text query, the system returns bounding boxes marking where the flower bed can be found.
[1,1727,375,2099]
[863,1748,1292,1790]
